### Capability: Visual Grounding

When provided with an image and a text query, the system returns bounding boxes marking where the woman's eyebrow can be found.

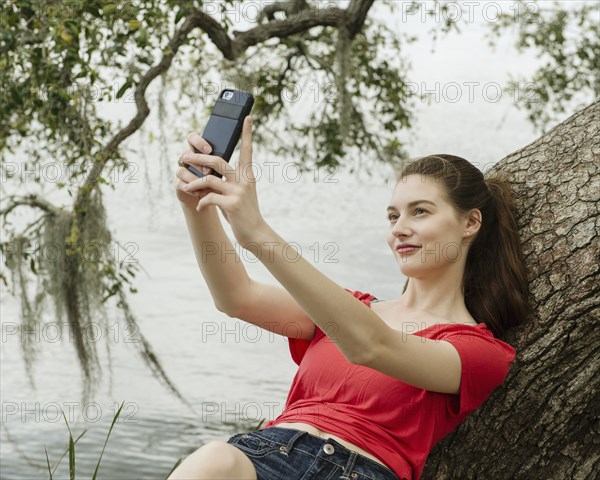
[386,200,437,211]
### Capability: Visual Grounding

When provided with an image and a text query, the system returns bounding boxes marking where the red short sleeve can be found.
[442,330,516,418]
[287,288,378,366]
[288,324,322,366]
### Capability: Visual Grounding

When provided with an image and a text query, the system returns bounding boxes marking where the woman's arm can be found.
[176,133,251,315]
[180,203,250,315]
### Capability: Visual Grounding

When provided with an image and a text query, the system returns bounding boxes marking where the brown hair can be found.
[398,154,531,339]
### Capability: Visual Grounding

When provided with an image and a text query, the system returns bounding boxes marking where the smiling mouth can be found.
[396,246,421,254]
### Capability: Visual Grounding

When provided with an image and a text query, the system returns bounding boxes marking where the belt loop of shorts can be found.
[279,429,309,457]
[339,450,359,480]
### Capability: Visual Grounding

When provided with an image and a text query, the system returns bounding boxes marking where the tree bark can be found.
[422,100,600,479]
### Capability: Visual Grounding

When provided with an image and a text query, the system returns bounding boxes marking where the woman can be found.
[168,116,530,480]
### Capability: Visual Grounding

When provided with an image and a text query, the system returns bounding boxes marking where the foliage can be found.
[486,0,599,131]
[398,0,599,131]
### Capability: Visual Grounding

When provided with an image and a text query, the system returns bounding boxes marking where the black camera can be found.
[187,89,255,179]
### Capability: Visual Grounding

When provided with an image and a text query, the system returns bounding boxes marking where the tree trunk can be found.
[422,100,600,479]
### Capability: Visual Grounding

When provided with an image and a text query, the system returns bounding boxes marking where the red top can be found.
[263,289,517,480]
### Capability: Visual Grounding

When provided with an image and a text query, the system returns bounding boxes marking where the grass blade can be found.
[50,430,86,477]
[68,431,75,480]
[91,401,124,480]
[60,409,76,480]
[252,418,266,431]
[44,446,53,480]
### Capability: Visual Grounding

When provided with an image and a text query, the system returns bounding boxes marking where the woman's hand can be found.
[179,116,267,247]
[174,134,216,211]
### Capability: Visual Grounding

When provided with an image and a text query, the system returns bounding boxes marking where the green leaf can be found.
[116,80,131,99]
[47,430,87,477]
[44,447,53,480]
[59,409,76,480]
[69,432,75,480]
[128,19,141,30]
[60,30,75,44]
[103,3,117,17]
[92,401,125,480]
[174,8,185,24]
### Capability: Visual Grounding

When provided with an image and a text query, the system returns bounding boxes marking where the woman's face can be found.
[386,174,472,276]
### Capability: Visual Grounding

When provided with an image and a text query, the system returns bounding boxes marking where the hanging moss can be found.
[335,25,353,146]
[5,235,44,392]
[4,186,192,408]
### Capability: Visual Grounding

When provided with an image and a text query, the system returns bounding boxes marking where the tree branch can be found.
[79,0,377,199]
[232,7,345,55]
[257,0,311,24]
[79,9,208,200]
[0,194,60,218]
[346,0,376,38]
[231,0,375,54]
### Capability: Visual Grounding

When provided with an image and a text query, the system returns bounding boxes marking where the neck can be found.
[396,263,469,321]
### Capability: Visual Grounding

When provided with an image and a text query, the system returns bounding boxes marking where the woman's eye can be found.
[387,209,428,222]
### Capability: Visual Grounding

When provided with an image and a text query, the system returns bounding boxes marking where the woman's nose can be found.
[391,217,412,237]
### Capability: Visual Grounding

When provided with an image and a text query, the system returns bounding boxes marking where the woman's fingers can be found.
[175,167,211,193]
[179,148,213,177]
[185,133,218,176]
[177,133,230,210]
[175,178,200,197]
[185,172,235,195]
[187,132,212,154]
[176,165,199,186]
[184,133,235,180]
[176,134,219,210]
[180,150,234,180]
[176,157,211,181]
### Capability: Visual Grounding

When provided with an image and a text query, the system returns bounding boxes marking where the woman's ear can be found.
[465,208,483,234]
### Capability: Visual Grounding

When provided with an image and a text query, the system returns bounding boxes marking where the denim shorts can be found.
[226,426,404,480]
